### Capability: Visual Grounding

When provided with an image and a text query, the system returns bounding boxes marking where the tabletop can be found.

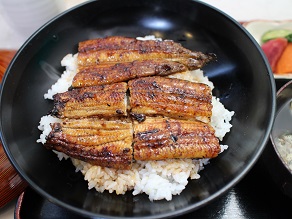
[1,0,292,50]
[0,0,291,218]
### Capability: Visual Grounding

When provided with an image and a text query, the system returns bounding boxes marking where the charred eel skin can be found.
[43,36,219,169]
[73,36,215,87]
[129,76,212,124]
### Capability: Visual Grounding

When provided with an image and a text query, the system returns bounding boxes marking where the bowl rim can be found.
[0,0,276,218]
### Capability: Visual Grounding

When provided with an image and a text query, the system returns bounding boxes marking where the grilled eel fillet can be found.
[46,77,216,169]
[72,60,187,88]
[45,116,219,169]
[72,36,215,87]
[78,36,202,53]
[77,36,214,66]
[133,117,220,160]
[51,76,212,123]
[129,76,212,123]
[43,37,219,169]
[44,118,133,170]
[50,82,128,119]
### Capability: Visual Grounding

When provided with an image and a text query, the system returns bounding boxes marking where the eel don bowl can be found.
[0,0,275,218]
[262,80,292,198]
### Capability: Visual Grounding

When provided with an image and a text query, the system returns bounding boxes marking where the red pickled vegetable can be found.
[261,38,288,72]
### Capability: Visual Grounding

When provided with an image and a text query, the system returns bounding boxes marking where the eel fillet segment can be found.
[129,76,212,123]
[77,36,215,68]
[133,117,220,160]
[77,50,214,68]
[44,118,133,169]
[50,82,128,119]
[78,36,211,56]
[72,60,187,87]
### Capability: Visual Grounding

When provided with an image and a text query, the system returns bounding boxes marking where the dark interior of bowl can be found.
[0,0,275,218]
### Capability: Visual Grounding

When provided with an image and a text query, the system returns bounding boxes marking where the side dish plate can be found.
[243,20,292,79]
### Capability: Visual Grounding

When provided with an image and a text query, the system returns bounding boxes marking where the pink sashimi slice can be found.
[261,38,288,72]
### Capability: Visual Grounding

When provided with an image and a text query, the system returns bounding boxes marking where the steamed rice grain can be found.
[44,53,78,100]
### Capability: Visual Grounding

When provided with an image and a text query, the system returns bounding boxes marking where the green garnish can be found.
[261,29,292,43]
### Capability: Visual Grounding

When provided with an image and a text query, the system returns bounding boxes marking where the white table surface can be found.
[0,0,292,50]
[0,0,291,218]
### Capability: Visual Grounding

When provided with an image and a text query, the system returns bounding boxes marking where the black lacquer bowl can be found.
[0,0,276,218]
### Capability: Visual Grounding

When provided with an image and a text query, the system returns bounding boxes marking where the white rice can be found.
[44,53,78,100]
[275,133,292,172]
[136,35,162,41]
[36,115,61,144]
[211,97,234,141]
[37,37,234,201]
